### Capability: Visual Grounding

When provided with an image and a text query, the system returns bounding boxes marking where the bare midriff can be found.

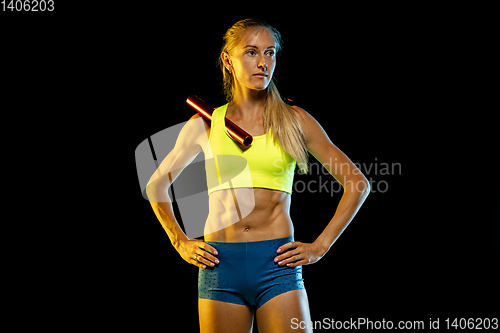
[204,187,293,242]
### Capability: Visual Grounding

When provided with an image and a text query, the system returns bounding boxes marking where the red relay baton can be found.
[186,95,253,147]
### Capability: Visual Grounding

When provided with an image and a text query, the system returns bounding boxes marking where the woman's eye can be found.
[247,50,256,56]
[266,51,275,57]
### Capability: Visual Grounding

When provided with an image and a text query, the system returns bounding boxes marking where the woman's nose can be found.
[258,56,268,70]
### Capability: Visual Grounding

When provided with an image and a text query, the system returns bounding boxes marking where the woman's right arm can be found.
[146,114,218,269]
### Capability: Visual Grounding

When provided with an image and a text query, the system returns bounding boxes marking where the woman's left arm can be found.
[275,107,370,267]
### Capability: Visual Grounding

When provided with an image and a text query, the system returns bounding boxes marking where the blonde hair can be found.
[218,18,309,173]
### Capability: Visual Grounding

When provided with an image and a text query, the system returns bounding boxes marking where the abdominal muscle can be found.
[203,187,293,242]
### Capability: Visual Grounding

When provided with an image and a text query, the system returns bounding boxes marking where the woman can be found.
[147,18,370,333]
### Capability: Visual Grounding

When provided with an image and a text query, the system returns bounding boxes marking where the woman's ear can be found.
[221,52,233,71]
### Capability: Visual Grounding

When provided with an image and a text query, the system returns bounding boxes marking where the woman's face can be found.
[223,27,277,92]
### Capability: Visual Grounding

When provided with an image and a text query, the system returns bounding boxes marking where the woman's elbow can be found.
[344,175,370,197]
[358,177,370,197]
[146,176,171,203]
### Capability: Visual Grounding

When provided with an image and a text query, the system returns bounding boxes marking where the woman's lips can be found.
[253,73,268,78]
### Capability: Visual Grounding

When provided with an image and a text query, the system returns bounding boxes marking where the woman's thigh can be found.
[198,299,254,333]
[256,289,312,333]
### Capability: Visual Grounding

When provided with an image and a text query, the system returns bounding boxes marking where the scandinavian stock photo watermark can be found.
[135,119,402,238]
[290,317,499,330]
[273,157,401,195]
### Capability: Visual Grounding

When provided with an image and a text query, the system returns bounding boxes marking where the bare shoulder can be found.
[187,113,210,131]
[189,112,204,124]
[289,105,328,144]
[173,113,210,152]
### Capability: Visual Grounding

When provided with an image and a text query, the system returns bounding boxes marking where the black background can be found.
[3,3,498,332]
[124,7,499,331]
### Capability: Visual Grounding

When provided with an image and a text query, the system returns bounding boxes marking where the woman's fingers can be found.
[274,242,322,267]
[196,252,218,267]
[274,242,300,264]
[276,241,298,254]
[198,244,219,264]
[274,251,297,264]
[200,243,219,263]
[286,258,308,267]
[192,255,207,268]
[277,253,302,266]
[193,241,219,269]
[200,242,218,256]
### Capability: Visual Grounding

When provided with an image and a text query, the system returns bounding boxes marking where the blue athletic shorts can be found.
[198,237,305,309]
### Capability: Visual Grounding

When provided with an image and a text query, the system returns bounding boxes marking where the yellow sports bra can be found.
[205,104,296,195]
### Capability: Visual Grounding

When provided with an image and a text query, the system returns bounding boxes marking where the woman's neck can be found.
[229,88,266,121]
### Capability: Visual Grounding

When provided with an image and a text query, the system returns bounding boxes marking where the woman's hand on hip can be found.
[274,241,323,267]
[175,239,219,269]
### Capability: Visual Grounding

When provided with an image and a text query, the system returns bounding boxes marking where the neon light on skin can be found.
[186,95,253,147]
[186,98,212,121]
